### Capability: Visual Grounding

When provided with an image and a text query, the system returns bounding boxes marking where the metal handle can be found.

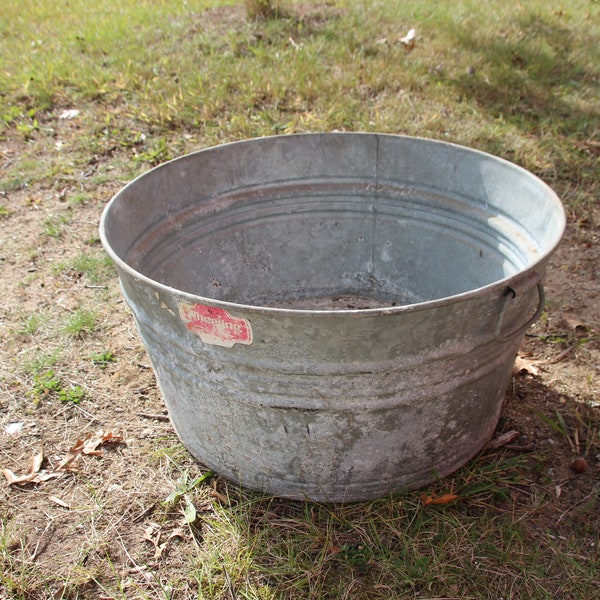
[495,282,545,343]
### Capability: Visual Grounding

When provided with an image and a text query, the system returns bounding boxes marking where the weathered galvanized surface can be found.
[100,133,565,501]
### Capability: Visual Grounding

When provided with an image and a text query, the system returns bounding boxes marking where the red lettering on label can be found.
[179,302,253,347]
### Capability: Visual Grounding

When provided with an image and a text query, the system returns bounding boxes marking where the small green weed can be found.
[68,192,89,206]
[338,542,372,574]
[28,369,62,404]
[16,117,40,140]
[22,348,62,375]
[17,312,48,336]
[57,385,85,404]
[62,309,99,338]
[535,406,600,456]
[91,350,116,369]
[1,105,22,127]
[134,137,172,166]
[54,252,114,285]
[152,440,190,463]
[43,214,70,238]
[33,369,62,394]
[165,470,215,524]
[27,369,85,404]
[0,205,12,218]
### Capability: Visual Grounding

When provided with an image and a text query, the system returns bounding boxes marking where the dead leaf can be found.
[82,435,105,456]
[3,450,62,485]
[486,430,521,450]
[168,528,186,541]
[564,315,587,331]
[3,452,40,484]
[3,431,126,487]
[34,471,64,482]
[55,439,85,472]
[31,450,44,473]
[421,492,459,506]
[143,525,156,543]
[143,525,166,559]
[3,469,31,485]
[48,495,71,509]
[57,431,125,470]
[143,524,182,560]
[82,430,125,456]
[399,28,416,50]
[513,354,541,376]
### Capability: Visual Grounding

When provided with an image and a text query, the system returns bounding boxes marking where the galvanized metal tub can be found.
[100,133,565,502]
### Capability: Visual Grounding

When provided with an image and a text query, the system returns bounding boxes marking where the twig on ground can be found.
[548,344,577,364]
[557,484,600,524]
[136,412,169,422]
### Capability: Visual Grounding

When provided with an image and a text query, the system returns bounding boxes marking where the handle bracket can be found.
[495,282,545,343]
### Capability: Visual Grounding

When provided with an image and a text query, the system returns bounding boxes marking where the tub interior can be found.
[113,183,538,308]
[102,134,564,309]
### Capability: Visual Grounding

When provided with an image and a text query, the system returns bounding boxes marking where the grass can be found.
[53,252,115,285]
[17,312,50,337]
[90,350,116,369]
[43,214,69,238]
[0,0,599,598]
[1,1,597,183]
[61,308,100,337]
[124,457,596,599]
[26,369,85,405]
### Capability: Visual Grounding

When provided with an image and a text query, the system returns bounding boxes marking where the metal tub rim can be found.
[100,132,565,318]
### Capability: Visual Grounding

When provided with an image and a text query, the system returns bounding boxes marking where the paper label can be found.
[179,302,253,348]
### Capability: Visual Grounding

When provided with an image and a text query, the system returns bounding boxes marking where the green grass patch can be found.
[26,369,86,405]
[61,308,99,337]
[57,384,86,404]
[29,369,62,399]
[90,349,116,369]
[22,348,63,375]
[43,213,71,238]
[0,0,597,208]
[53,252,115,285]
[17,312,49,337]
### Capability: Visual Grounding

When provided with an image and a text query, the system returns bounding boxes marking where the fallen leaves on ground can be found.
[2,450,60,485]
[398,28,416,50]
[81,430,125,455]
[143,522,187,560]
[563,314,588,331]
[2,430,125,486]
[420,492,459,506]
[48,495,71,509]
[486,429,521,450]
[513,353,542,376]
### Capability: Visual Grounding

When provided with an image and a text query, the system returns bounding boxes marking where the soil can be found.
[0,111,599,597]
